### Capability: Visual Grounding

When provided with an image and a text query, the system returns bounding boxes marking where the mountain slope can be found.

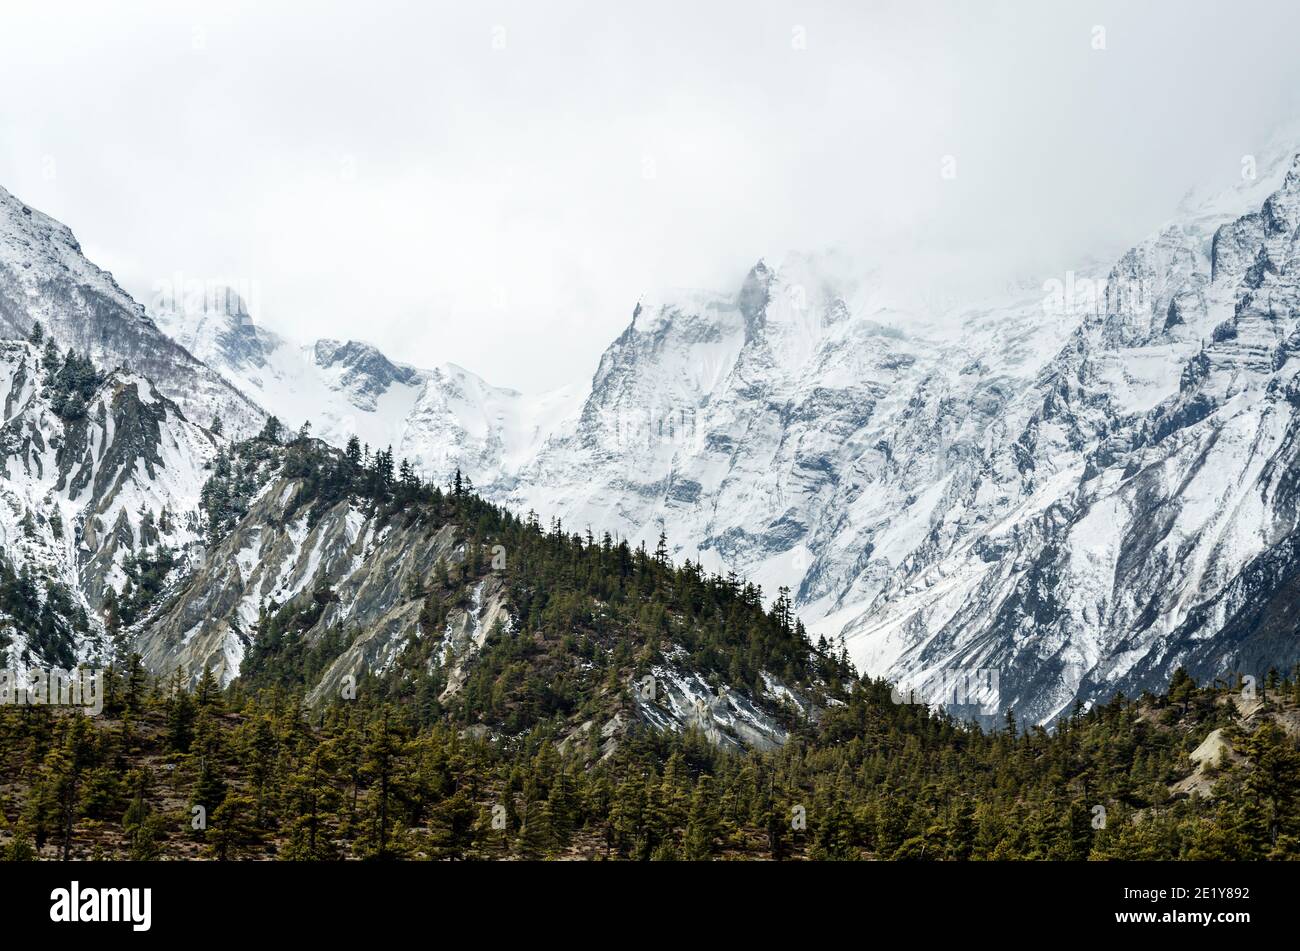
[128,429,840,752]
[0,187,264,438]
[3,648,1296,861]
[836,152,1300,723]
[0,338,215,669]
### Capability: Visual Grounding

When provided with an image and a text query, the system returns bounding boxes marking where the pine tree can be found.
[515,796,554,859]
[282,741,341,860]
[165,671,197,753]
[191,712,228,830]
[195,666,220,708]
[207,794,258,860]
[1169,666,1196,716]
[242,713,279,828]
[258,415,282,444]
[427,789,476,860]
[546,772,575,849]
[654,530,670,567]
[683,775,719,860]
[361,713,407,859]
[42,338,61,371]
[123,654,148,712]
[122,769,164,860]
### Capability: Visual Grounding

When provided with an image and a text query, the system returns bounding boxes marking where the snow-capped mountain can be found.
[150,289,425,451]
[830,148,1300,723]
[0,186,264,439]
[129,142,1300,723]
[150,290,585,491]
[506,257,1070,612]
[501,145,1300,723]
[5,135,1300,726]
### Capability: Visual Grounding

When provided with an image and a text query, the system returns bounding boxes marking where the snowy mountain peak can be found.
[309,338,422,410]
[0,187,264,439]
[147,291,585,491]
[151,284,272,377]
[825,141,1300,723]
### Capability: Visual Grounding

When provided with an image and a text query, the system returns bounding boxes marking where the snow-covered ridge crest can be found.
[0,186,265,439]
[149,290,587,492]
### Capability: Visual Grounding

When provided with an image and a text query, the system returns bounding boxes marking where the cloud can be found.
[2,0,1298,390]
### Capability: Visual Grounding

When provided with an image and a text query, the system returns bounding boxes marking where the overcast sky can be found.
[3,0,1299,391]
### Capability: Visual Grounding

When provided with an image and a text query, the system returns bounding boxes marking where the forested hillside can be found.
[1,666,1297,860]
[2,428,1298,861]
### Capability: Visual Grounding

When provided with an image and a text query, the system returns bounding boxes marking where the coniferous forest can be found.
[2,429,1299,861]
[3,663,1299,861]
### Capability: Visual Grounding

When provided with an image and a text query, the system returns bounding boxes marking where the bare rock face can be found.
[132,473,464,689]
[432,574,512,704]
[106,425,813,751]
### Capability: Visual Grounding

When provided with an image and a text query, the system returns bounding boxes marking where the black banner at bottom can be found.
[0,860,1290,939]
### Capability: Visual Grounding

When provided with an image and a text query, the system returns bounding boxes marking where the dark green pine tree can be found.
[683,775,719,860]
